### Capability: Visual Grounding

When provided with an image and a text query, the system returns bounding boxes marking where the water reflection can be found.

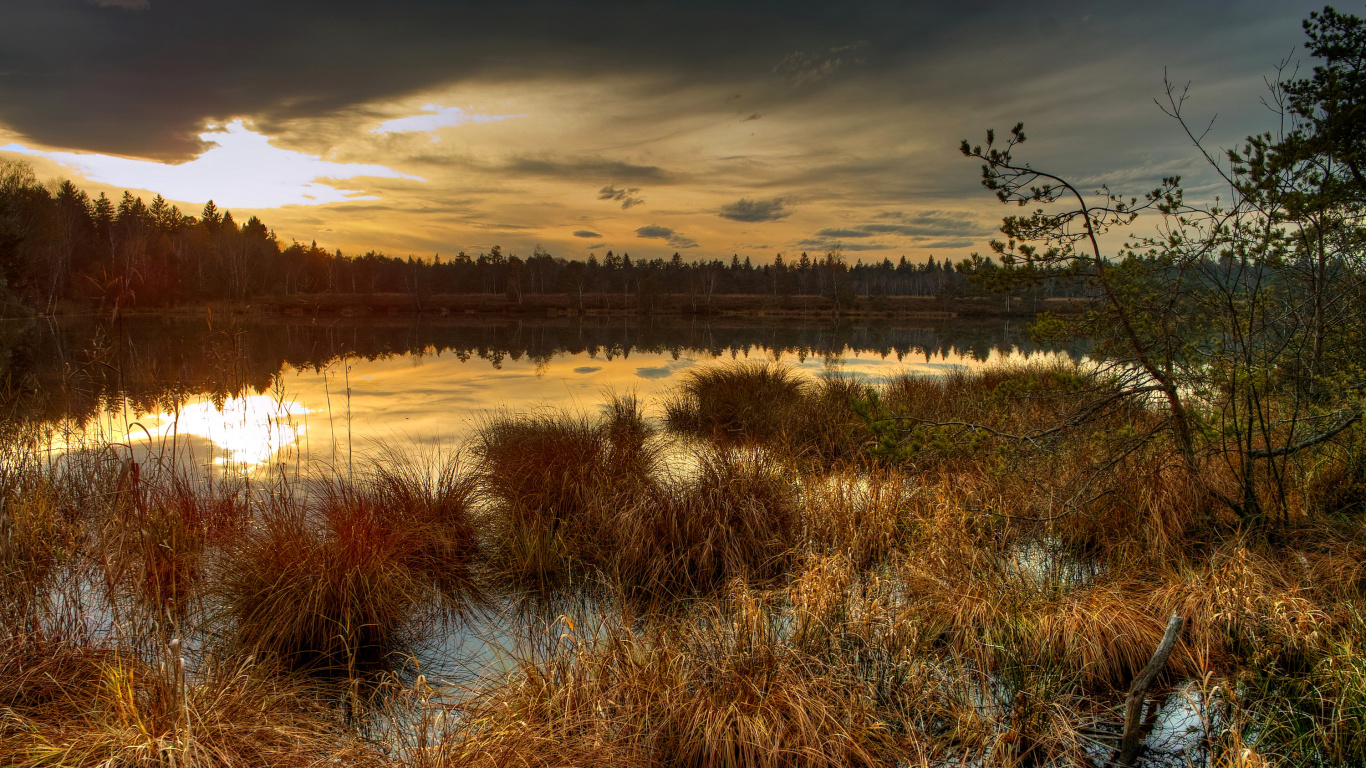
[138,395,311,466]
[2,315,1084,472]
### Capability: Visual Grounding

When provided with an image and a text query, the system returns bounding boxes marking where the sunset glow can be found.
[3,121,420,209]
[0,1,1326,263]
[136,395,311,468]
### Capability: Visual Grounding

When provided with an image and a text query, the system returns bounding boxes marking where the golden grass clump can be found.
[475,397,658,584]
[331,456,483,601]
[664,364,876,465]
[610,448,802,599]
[801,466,913,568]
[664,362,807,442]
[447,592,891,768]
[220,461,481,672]
[1152,543,1332,674]
[0,635,381,767]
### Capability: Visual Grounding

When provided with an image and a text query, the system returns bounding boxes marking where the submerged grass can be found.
[3,358,1365,766]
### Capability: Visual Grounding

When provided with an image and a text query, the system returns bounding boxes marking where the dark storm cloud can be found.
[718,197,790,222]
[798,208,992,253]
[0,0,917,158]
[573,229,602,238]
[0,0,1324,160]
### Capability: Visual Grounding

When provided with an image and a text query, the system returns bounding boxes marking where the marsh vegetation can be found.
[2,356,1365,767]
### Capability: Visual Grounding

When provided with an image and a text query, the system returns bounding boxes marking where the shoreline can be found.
[20,293,1077,321]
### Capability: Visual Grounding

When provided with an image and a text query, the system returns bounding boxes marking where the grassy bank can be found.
[2,360,1363,766]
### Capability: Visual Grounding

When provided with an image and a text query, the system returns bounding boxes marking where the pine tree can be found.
[200,200,222,231]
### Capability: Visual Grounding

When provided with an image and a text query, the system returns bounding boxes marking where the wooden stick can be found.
[1118,613,1184,765]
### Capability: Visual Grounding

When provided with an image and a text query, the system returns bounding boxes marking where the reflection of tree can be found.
[0,316,1086,426]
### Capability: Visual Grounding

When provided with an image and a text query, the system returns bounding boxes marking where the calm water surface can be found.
[2,314,1081,474]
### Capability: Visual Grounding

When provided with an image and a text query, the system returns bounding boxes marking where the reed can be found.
[800,466,913,568]
[98,477,245,621]
[0,476,77,622]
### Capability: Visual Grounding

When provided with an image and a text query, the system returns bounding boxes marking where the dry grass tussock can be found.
[220,457,481,673]
[438,588,893,768]
[609,447,802,599]
[0,633,382,767]
[477,396,806,599]
[664,362,872,464]
[474,395,657,584]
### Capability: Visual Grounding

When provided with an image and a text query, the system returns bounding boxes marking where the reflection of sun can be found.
[140,395,310,467]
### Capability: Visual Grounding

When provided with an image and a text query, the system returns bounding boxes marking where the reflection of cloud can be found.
[141,395,311,467]
[719,197,790,222]
[573,229,602,238]
[599,184,645,209]
[634,358,696,380]
[2,120,421,208]
[635,224,698,249]
[372,104,522,137]
[573,366,602,374]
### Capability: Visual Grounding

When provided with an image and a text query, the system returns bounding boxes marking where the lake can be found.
[3,314,1081,474]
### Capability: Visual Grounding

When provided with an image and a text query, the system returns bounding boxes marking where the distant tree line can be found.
[0,163,1091,314]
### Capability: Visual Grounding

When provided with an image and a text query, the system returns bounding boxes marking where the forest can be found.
[0,164,1083,314]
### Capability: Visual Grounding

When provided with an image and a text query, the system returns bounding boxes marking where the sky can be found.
[0,0,1336,264]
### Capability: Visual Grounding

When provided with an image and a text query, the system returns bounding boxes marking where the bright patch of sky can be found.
[1,120,421,209]
[371,104,523,138]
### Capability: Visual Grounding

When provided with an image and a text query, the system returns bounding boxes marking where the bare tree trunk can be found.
[1117,614,1184,766]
